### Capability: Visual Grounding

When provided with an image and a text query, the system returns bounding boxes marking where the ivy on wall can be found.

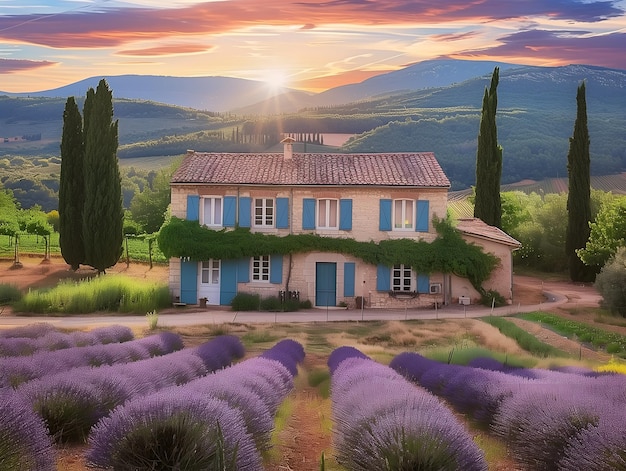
[157,216,499,292]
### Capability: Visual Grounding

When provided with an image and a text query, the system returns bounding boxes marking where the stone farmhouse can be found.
[167,139,520,309]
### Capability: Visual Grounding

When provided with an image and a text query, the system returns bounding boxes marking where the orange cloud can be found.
[293,68,394,92]
[117,44,213,57]
[0,0,622,50]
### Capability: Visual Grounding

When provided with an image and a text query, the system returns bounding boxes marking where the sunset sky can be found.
[1,0,625,93]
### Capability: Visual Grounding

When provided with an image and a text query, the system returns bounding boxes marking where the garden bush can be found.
[230,292,260,311]
[0,283,21,305]
[594,247,626,317]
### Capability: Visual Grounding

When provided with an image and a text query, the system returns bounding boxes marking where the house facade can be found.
[167,142,519,308]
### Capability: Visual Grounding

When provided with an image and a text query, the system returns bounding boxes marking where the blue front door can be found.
[316,262,336,306]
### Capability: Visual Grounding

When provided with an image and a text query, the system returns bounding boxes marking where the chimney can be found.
[281,136,295,160]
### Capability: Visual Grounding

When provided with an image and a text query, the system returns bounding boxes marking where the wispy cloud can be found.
[455,29,626,68]
[0,0,623,91]
[0,57,56,72]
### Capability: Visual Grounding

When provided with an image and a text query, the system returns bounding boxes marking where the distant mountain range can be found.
[1,59,527,113]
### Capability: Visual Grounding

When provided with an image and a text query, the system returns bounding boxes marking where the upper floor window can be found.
[393,199,414,230]
[202,197,222,227]
[254,198,274,227]
[317,199,338,229]
[252,255,270,282]
[392,264,414,292]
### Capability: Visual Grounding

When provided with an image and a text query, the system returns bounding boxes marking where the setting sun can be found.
[260,69,290,92]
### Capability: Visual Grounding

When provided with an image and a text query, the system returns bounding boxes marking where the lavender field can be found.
[1,321,624,470]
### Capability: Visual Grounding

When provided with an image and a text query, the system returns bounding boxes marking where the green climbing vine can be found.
[157,216,499,293]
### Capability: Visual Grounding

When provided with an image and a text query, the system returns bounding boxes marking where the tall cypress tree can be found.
[473,67,503,228]
[59,96,85,270]
[566,82,594,282]
[82,79,123,273]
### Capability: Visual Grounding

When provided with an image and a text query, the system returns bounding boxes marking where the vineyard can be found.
[0,233,167,265]
[448,172,626,218]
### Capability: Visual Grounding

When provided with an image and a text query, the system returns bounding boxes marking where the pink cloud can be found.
[455,30,626,69]
[0,0,621,49]
[0,58,56,73]
[117,44,213,56]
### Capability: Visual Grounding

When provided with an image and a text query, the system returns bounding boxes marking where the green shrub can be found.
[230,292,260,311]
[13,275,170,315]
[259,296,283,311]
[606,342,621,354]
[0,284,21,305]
[594,247,626,317]
[480,290,506,307]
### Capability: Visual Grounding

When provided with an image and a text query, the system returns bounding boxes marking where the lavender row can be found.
[0,323,58,339]
[390,351,626,470]
[0,331,183,389]
[329,346,487,471]
[0,390,55,471]
[15,335,245,444]
[86,339,304,470]
[0,324,135,357]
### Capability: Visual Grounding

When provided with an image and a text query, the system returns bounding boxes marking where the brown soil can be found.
[1,257,617,471]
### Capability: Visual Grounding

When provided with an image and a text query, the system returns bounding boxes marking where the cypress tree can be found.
[82,79,123,273]
[59,96,85,270]
[566,82,594,282]
[473,67,503,228]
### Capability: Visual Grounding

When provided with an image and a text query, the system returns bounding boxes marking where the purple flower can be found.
[0,390,55,470]
[328,346,370,374]
[389,351,440,382]
[0,323,56,339]
[87,390,262,470]
[330,356,487,471]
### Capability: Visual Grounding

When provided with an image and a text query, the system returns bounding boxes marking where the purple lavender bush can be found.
[388,351,440,382]
[0,323,57,339]
[87,390,262,470]
[330,351,487,471]
[493,383,606,470]
[327,345,370,374]
[559,408,626,471]
[0,390,55,471]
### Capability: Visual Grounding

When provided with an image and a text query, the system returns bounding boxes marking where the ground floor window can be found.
[252,255,270,282]
[392,264,413,291]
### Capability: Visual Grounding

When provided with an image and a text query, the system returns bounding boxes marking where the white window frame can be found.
[201,259,220,285]
[251,255,271,282]
[391,264,414,292]
[317,199,339,229]
[393,199,414,230]
[253,198,274,228]
[201,196,223,228]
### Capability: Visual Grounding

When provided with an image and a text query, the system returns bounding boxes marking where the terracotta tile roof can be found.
[171,152,450,188]
[456,218,521,247]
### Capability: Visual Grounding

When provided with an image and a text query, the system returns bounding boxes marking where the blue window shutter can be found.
[276,198,289,229]
[379,199,392,231]
[344,262,355,297]
[302,198,316,230]
[186,195,199,221]
[220,260,237,306]
[416,200,429,232]
[223,196,236,227]
[180,260,198,304]
[270,254,283,284]
[238,258,250,283]
[339,199,353,231]
[376,264,390,291]
[239,197,251,228]
[417,273,430,293]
